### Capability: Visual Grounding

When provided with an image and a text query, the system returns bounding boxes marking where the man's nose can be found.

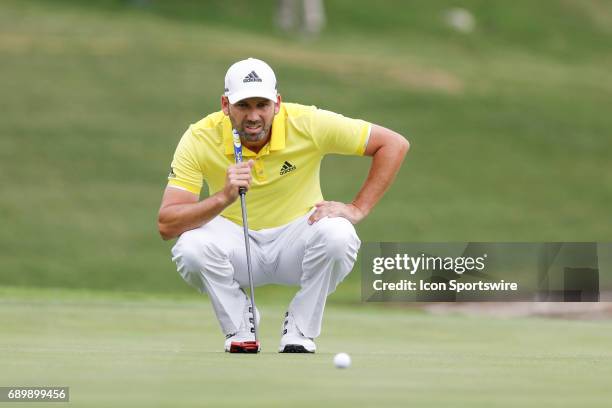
[245,108,260,122]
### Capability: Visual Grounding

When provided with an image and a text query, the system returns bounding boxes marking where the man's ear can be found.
[274,94,282,114]
[221,96,230,115]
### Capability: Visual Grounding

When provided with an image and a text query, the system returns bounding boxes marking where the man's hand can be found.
[221,160,255,204]
[307,201,367,225]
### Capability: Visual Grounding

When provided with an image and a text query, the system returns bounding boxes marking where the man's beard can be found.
[237,121,270,142]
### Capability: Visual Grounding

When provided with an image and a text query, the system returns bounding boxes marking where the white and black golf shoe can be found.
[224,302,260,353]
[278,311,316,353]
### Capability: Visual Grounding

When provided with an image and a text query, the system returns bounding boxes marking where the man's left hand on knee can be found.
[307,201,366,225]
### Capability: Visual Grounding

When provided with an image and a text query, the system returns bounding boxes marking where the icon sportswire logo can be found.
[243,71,262,83]
[280,161,296,175]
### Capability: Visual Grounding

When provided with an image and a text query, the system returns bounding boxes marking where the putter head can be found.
[229,340,260,353]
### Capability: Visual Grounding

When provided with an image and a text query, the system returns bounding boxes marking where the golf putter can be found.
[230,129,260,353]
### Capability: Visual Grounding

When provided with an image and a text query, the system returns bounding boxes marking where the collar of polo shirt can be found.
[223,104,286,157]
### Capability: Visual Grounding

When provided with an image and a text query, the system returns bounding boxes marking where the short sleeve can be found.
[167,126,203,195]
[309,108,371,156]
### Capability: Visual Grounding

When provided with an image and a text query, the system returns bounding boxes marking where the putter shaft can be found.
[239,191,258,342]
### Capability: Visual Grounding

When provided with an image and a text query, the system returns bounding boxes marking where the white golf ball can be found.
[333,352,351,369]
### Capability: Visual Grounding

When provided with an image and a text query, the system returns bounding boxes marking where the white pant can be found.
[171,211,360,338]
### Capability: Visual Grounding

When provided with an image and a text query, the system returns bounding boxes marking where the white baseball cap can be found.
[224,58,278,104]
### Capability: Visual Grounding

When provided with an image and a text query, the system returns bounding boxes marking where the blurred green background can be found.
[1,0,611,298]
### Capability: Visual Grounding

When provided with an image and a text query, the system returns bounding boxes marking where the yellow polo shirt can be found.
[167,102,370,230]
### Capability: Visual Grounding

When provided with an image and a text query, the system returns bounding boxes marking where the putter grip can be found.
[232,130,247,196]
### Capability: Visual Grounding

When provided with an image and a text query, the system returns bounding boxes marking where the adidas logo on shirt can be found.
[280,161,297,175]
[243,71,263,83]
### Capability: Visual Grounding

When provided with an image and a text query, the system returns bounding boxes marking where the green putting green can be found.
[1,288,611,407]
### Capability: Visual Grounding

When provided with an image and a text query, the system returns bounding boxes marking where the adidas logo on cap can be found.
[280,161,296,175]
[243,71,263,83]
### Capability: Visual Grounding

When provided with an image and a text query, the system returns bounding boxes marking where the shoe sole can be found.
[279,344,315,353]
